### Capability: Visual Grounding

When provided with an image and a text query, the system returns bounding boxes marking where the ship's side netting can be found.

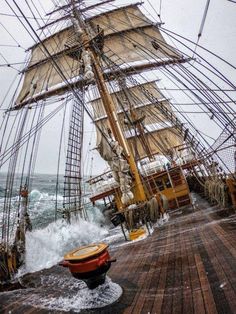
[63,92,84,218]
[208,124,236,174]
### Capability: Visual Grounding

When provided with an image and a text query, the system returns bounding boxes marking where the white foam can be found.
[29,189,42,201]
[24,276,122,312]
[163,212,170,223]
[86,206,106,225]
[20,218,108,274]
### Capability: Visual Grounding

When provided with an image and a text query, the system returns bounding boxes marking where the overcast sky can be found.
[0,0,235,175]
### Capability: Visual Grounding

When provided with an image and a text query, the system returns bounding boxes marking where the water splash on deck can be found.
[23,275,122,312]
[18,218,108,275]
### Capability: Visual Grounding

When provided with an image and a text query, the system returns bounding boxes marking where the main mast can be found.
[72,5,146,205]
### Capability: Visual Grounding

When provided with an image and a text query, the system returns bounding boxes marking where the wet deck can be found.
[1,195,236,313]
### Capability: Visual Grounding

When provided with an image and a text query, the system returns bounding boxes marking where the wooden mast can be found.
[118,78,154,160]
[72,5,146,203]
[91,53,146,202]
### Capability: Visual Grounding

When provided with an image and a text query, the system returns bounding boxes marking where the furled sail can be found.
[96,132,134,205]
[14,3,180,109]
[90,81,183,158]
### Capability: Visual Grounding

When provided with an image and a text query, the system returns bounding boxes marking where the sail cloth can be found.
[96,122,182,159]
[91,81,183,158]
[127,127,183,158]
[14,4,180,108]
[90,80,171,120]
[102,26,178,66]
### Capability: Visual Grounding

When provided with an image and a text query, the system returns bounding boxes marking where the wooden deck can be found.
[1,195,236,313]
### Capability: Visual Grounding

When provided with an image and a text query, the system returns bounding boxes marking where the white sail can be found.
[90,81,183,158]
[14,4,180,108]
[90,81,168,119]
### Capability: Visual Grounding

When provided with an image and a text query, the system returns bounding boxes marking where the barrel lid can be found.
[64,243,108,261]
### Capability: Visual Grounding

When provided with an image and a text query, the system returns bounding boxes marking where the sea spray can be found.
[22,218,108,274]
[23,275,122,312]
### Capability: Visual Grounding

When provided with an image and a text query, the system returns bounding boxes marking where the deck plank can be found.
[180,232,194,314]
[151,226,172,313]
[171,222,183,314]
[200,227,236,312]
[141,227,170,314]
[194,253,217,314]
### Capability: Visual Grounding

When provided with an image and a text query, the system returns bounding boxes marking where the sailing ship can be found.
[0,0,235,294]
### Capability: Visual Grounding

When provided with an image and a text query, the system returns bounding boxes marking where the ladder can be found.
[63,91,84,220]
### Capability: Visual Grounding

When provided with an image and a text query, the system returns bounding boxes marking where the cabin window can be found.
[164,177,172,189]
[155,179,164,191]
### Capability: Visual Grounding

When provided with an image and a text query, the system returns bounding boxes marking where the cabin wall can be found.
[146,169,191,209]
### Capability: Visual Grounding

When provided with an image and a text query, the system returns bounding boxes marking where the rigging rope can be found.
[193,0,211,56]
[160,26,236,70]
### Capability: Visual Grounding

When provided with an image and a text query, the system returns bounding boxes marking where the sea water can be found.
[0,173,106,229]
[0,173,111,273]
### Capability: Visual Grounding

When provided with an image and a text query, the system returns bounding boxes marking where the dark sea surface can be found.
[0,173,66,229]
[0,172,103,232]
[0,173,64,197]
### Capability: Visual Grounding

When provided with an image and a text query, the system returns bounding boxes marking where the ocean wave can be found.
[19,218,109,275]
[29,189,64,202]
[0,188,106,233]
